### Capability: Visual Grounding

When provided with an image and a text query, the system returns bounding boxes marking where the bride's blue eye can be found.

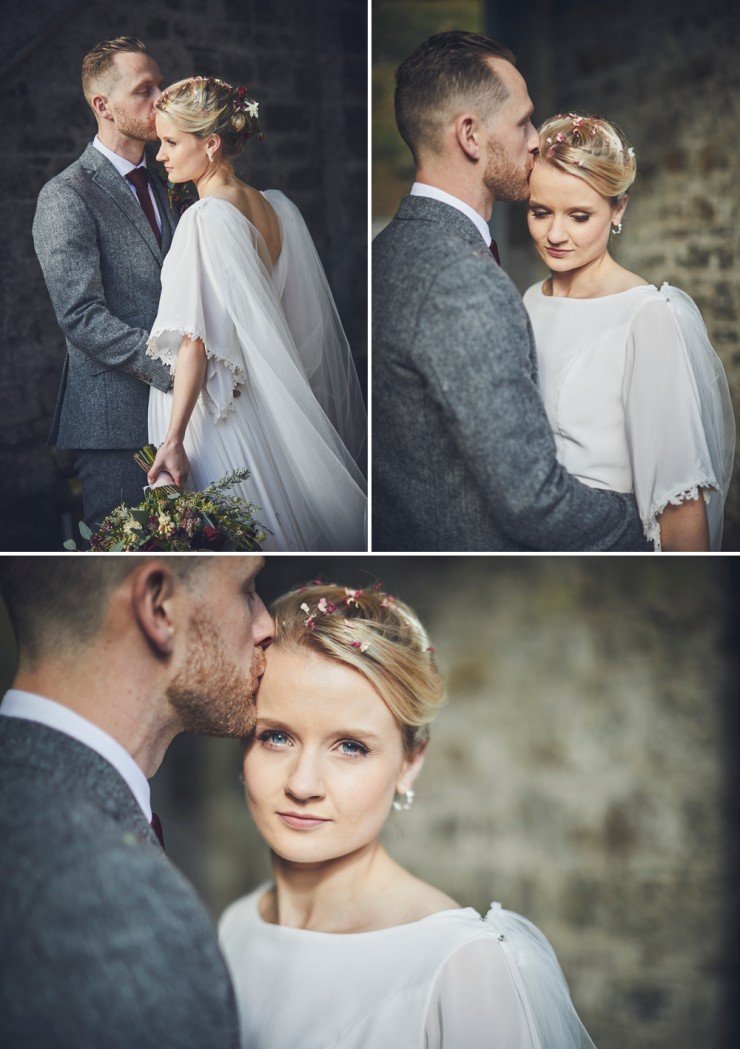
[260,730,291,748]
[336,739,368,757]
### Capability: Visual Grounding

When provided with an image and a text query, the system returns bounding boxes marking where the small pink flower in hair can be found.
[318,597,337,614]
[555,132,566,143]
[425,646,436,654]
[350,640,369,652]
[311,578,323,585]
[381,596,395,607]
[577,159,584,167]
[306,617,316,630]
[345,588,362,606]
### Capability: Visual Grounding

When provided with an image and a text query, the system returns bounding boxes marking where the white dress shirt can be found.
[0,689,152,820]
[93,135,162,233]
[410,182,492,246]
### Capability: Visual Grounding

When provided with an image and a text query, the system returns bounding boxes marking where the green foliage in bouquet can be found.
[64,446,268,552]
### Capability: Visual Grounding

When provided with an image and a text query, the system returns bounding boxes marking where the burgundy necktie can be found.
[489,238,501,265]
[126,167,161,245]
[151,812,165,850]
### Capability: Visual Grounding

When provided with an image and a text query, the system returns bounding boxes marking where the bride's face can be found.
[242,646,423,866]
[155,111,210,183]
[527,161,627,273]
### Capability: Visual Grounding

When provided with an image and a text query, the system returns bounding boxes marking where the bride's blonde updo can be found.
[271,582,445,754]
[156,76,263,161]
[537,113,636,204]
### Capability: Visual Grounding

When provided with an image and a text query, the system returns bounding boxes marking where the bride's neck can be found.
[268,841,395,932]
[549,250,619,298]
[194,161,239,198]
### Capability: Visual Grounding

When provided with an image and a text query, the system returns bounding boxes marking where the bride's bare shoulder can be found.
[391,868,461,922]
[614,267,650,291]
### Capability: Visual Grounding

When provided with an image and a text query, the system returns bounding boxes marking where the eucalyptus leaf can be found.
[62,539,78,550]
[78,520,93,540]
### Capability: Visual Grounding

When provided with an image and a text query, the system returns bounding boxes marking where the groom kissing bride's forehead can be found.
[373,30,652,554]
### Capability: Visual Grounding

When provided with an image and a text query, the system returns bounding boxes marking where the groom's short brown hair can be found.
[0,557,204,664]
[81,36,148,108]
[395,31,516,163]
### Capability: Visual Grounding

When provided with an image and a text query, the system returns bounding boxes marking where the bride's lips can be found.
[277,812,331,831]
[545,246,572,258]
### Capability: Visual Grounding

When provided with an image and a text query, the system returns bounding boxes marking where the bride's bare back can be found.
[207,183,282,265]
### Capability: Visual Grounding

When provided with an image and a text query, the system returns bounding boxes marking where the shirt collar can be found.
[410,182,492,246]
[93,135,148,178]
[0,689,152,821]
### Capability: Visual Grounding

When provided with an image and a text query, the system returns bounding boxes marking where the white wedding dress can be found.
[219,884,596,1049]
[523,281,735,550]
[147,192,367,552]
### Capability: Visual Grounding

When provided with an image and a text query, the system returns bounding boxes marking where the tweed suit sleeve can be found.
[411,255,646,551]
[33,182,171,393]
[4,829,239,1049]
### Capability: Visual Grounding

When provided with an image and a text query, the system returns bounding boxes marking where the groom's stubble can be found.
[167,605,267,738]
[483,134,533,203]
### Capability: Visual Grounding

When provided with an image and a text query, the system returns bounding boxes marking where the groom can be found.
[33,37,176,530]
[0,556,273,1048]
[373,31,650,551]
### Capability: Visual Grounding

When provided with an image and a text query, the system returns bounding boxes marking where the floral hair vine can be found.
[297,582,398,656]
[545,113,635,166]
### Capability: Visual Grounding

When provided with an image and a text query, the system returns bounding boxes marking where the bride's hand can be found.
[147,440,190,488]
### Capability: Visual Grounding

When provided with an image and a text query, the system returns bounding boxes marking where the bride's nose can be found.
[284,748,325,801]
[156,144,165,163]
[546,218,568,245]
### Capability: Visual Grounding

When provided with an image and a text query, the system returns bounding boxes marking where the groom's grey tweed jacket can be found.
[0,716,240,1049]
[372,196,650,551]
[33,144,175,449]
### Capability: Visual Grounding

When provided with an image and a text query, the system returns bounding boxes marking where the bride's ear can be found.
[206,133,222,158]
[613,194,629,225]
[396,740,427,795]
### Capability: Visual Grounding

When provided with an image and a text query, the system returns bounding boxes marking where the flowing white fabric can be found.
[219,883,596,1049]
[523,281,735,550]
[147,193,367,552]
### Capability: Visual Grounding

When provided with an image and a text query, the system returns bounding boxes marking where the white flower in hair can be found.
[246,100,259,118]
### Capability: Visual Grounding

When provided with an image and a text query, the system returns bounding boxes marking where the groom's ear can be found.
[129,562,179,656]
[455,114,481,161]
[91,93,113,122]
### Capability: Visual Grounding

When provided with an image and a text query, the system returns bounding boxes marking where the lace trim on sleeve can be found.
[147,324,247,422]
[644,478,719,551]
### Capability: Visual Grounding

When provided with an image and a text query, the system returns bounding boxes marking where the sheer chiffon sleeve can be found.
[424,904,596,1049]
[623,285,734,550]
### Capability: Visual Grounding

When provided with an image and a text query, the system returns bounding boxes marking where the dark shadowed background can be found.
[0,0,367,550]
[1,554,738,1049]
[373,0,740,547]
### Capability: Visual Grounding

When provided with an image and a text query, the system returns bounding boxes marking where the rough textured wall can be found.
[140,556,734,1049]
[496,0,740,546]
[0,0,366,550]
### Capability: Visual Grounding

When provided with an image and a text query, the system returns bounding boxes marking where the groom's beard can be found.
[110,104,158,144]
[483,137,532,202]
[167,608,266,737]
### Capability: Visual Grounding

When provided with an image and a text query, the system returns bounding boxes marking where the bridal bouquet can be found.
[64,446,267,552]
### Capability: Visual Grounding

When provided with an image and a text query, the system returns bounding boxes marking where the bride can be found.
[523,113,734,551]
[145,76,367,552]
[220,582,596,1048]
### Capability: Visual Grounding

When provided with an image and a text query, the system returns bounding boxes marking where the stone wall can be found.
[0,0,366,549]
[137,555,735,1049]
[496,0,740,546]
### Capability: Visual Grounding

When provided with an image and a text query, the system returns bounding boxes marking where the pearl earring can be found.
[611,222,623,235]
[207,152,214,163]
[392,789,415,812]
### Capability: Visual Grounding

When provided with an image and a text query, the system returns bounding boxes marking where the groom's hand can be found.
[147,440,190,489]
